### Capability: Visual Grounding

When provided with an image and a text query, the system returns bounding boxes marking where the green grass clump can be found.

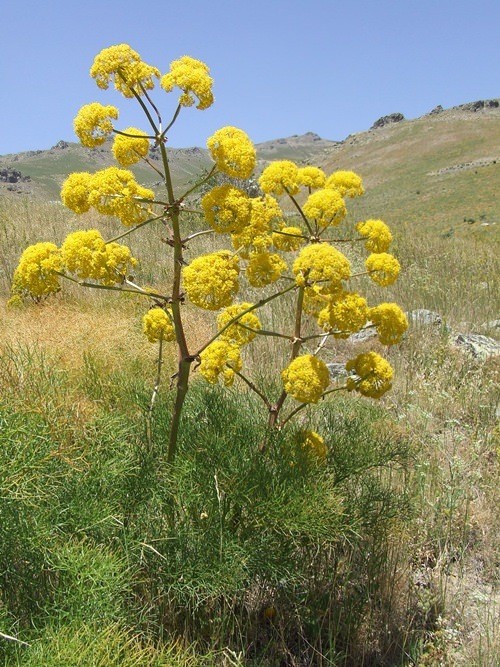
[0,340,415,664]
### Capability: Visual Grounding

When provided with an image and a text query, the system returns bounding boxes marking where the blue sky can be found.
[1,0,498,154]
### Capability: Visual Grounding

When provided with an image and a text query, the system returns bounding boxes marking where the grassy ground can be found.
[0,196,498,665]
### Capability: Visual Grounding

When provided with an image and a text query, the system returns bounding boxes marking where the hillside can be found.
[1,99,499,238]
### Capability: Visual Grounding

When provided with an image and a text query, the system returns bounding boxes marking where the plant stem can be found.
[267,285,305,431]
[146,332,164,450]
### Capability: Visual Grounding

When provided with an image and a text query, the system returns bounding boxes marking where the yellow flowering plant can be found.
[12,43,408,462]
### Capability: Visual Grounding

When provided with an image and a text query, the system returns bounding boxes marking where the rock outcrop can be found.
[370,113,405,130]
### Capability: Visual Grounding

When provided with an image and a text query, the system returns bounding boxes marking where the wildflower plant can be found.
[12,43,408,463]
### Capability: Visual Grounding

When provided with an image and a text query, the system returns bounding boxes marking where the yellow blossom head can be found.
[300,430,328,462]
[202,184,251,234]
[282,354,330,404]
[12,242,62,298]
[325,170,364,198]
[61,172,93,213]
[90,44,160,97]
[357,219,392,253]
[183,251,240,310]
[365,252,401,286]
[73,103,118,148]
[142,307,176,343]
[199,340,242,386]
[207,126,256,179]
[61,229,137,286]
[161,56,214,110]
[369,303,408,345]
[217,302,261,346]
[259,160,300,196]
[346,351,393,398]
[297,166,326,189]
[246,252,287,287]
[88,167,154,226]
[293,243,351,290]
[303,188,347,227]
[231,195,282,255]
[317,291,368,337]
[112,128,150,166]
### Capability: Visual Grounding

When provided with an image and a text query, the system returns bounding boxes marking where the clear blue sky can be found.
[1,0,498,155]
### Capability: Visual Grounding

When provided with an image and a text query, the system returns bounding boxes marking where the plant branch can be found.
[195,283,297,356]
[234,371,271,408]
[283,186,314,235]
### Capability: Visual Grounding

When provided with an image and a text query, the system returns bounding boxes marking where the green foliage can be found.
[0,344,414,663]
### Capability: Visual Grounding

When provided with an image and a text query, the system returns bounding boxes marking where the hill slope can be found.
[1,100,498,238]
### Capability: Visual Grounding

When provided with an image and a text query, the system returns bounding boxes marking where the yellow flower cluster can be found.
[90,44,160,98]
[369,303,408,345]
[231,195,282,255]
[317,291,368,337]
[207,126,256,179]
[366,253,401,286]
[357,219,392,253]
[346,351,393,398]
[259,160,300,196]
[326,170,364,198]
[301,430,328,462]
[303,189,347,227]
[12,242,62,298]
[272,226,305,252]
[201,185,251,234]
[246,252,287,287]
[61,230,137,286]
[199,340,242,386]
[142,307,176,343]
[61,167,154,226]
[297,166,326,189]
[73,103,119,148]
[60,172,93,213]
[217,302,261,346]
[183,251,240,310]
[293,243,351,290]
[282,354,330,403]
[160,56,214,110]
[112,128,150,167]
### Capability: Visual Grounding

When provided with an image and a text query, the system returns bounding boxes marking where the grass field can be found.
[0,133,498,666]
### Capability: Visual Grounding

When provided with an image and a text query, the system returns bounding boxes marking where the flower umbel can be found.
[217,302,261,346]
[303,188,347,227]
[90,44,160,97]
[73,103,119,148]
[199,340,242,386]
[12,242,62,298]
[61,172,93,213]
[142,307,176,343]
[282,355,330,404]
[259,160,300,196]
[207,126,256,179]
[293,243,351,290]
[183,251,240,310]
[112,128,150,167]
[346,351,393,398]
[202,185,251,234]
[366,252,401,286]
[61,229,137,286]
[326,170,364,198]
[369,303,408,345]
[161,56,214,109]
[357,219,393,253]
